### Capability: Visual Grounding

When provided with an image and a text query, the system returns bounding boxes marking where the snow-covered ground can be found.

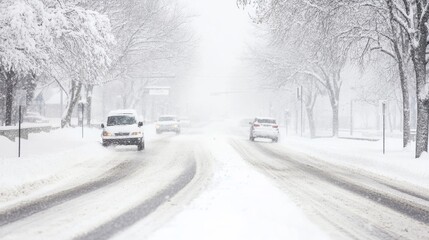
[2,121,429,239]
[0,124,158,206]
[276,134,429,190]
[118,135,329,240]
[1,123,331,240]
[0,127,109,204]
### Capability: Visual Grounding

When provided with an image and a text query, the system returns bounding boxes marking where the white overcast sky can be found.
[180,0,255,116]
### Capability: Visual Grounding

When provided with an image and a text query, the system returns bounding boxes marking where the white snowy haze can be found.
[177,0,262,120]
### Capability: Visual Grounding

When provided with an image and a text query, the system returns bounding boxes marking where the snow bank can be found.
[145,136,329,240]
[0,124,160,204]
[0,127,109,203]
[279,136,429,189]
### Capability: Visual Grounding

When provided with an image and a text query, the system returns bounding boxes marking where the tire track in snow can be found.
[0,159,143,227]
[74,157,197,240]
[252,142,429,225]
[0,137,173,226]
[230,138,429,240]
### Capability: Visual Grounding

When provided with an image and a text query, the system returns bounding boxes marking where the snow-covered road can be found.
[0,132,211,240]
[230,136,429,240]
[2,122,429,240]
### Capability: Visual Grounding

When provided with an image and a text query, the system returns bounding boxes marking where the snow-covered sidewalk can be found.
[145,136,329,240]
[0,127,110,204]
[279,135,429,189]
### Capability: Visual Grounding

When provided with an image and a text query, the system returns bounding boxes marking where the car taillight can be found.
[253,124,260,127]
[273,125,278,128]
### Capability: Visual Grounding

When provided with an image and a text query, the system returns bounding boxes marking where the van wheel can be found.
[250,136,255,141]
[272,138,278,143]
[138,141,145,151]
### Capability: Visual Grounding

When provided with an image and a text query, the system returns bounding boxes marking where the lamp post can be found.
[17,90,26,158]
[350,100,353,136]
[382,101,386,154]
[296,86,303,137]
[78,100,86,139]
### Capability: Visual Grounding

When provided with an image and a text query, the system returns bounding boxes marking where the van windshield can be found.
[107,116,136,126]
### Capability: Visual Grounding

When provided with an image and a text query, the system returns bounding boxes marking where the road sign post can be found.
[350,100,353,136]
[81,103,84,139]
[78,100,85,139]
[18,105,21,158]
[298,86,303,137]
[382,102,386,154]
[17,90,26,158]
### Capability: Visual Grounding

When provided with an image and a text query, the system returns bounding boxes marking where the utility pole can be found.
[350,100,353,136]
[18,106,21,158]
[82,103,85,139]
[300,86,303,137]
[60,90,63,119]
[296,87,300,135]
[382,102,386,154]
[17,90,26,158]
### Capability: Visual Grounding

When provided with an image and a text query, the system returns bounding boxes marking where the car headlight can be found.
[103,131,112,136]
[131,132,142,135]
[155,124,160,128]
[174,124,178,128]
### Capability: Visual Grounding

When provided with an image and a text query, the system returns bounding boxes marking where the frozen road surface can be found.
[229,137,429,240]
[0,123,429,240]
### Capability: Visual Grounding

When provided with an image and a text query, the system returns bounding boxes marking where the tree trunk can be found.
[5,70,16,126]
[392,39,411,147]
[306,107,316,138]
[414,54,428,158]
[329,95,339,137]
[61,81,83,128]
[332,104,339,137]
[86,85,93,126]
[411,96,417,129]
[401,91,411,147]
[415,98,428,157]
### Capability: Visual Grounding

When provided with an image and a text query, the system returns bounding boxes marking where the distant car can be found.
[156,115,181,134]
[249,117,279,142]
[101,109,144,151]
[23,112,49,123]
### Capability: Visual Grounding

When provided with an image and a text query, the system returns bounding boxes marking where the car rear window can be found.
[256,119,276,124]
[159,116,176,121]
[107,115,136,126]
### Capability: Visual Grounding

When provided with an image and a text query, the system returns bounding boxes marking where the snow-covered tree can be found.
[76,0,193,122]
[239,0,364,137]
[381,0,429,157]
[358,0,429,157]
[47,2,115,127]
[247,38,324,138]
[0,0,114,127]
[0,0,57,125]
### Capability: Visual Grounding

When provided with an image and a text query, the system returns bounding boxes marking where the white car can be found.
[101,109,145,150]
[249,117,279,142]
[156,115,181,134]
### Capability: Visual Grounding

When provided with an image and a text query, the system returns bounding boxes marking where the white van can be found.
[101,109,145,151]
